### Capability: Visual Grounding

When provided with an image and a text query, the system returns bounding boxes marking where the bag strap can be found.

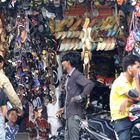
[129,11,135,32]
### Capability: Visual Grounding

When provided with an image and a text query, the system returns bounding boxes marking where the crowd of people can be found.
[0,52,140,140]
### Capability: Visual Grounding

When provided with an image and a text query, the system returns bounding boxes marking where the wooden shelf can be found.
[64,4,113,18]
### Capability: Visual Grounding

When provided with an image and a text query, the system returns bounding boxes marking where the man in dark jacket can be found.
[57,52,94,140]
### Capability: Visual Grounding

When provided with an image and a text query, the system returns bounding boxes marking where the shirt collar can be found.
[7,121,16,128]
[120,72,133,83]
[68,68,75,77]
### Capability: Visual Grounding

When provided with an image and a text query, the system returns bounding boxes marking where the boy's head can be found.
[122,54,140,77]
[7,108,18,124]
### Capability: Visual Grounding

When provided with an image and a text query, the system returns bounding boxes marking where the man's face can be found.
[128,61,140,77]
[62,61,70,73]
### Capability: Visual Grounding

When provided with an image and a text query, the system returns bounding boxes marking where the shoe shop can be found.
[0,0,140,140]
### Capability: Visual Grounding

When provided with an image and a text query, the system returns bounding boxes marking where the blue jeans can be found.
[0,112,5,140]
[112,117,133,140]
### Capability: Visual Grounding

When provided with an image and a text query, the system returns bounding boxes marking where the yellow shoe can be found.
[67,18,75,28]
[83,18,90,29]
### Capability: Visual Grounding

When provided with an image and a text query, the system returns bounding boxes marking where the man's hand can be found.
[119,99,128,115]
[56,108,64,118]
[71,95,82,103]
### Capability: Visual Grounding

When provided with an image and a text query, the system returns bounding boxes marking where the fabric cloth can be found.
[0,90,7,106]
[64,115,81,140]
[112,117,133,140]
[64,69,94,119]
[5,121,19,140]
[0,71,22,110]
[0,112,5,140]
[110,73,136,121]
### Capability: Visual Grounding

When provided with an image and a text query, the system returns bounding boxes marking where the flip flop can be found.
[78,0,85,3]
[67,31,72,38]
[21,29,27,43]
[111,25,119,37]
[56,19,69,32]
[107,28,113,37]
[49,18,55,34]
[79,31,84,39]
[77,40,82,50]
[70,18,83,31]
[100,40,106,51]
[61,32,67,39]
[67,0,74,7]
[67,18,75,28]
[69,39,75,51]
[104,38,111,51]
[59,39,66,52]
[65,39,71,51]
[72,39,77,51]
[75,31,80,38]
[83,18,90,29]
[56,32,63,39]
[109,38,116,51]
[96,41,102,51]
[73,39,79,50]
[88,18,96,28]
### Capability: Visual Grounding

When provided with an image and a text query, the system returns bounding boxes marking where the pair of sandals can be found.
[55,18,83,32]
[67,0,85,7]
[26,121,37,138]
[59,38,82,52]
[27,118,50,138]
[55,18,70,32]
[49,18,55,34]
[37,119,50,138]
[55,31,84,40]
[96,37,116,51]
[100,16,118,31]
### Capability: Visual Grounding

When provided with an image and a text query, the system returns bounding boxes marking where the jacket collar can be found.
[68,67,75,77]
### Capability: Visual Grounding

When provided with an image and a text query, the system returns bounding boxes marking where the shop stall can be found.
[0,0,139,139]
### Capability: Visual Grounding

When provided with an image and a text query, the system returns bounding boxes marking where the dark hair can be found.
[0,55,4,63]
[61,52,79,67]
[7,108,18,117]
[122,54,140,72]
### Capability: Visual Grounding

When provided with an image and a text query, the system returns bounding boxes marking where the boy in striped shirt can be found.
[5,109,19,140]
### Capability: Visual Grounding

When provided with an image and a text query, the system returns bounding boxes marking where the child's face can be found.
[8,111,18,123]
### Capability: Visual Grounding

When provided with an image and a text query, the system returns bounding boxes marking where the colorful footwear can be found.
[70,18,83,31]
[67,18,75,28]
